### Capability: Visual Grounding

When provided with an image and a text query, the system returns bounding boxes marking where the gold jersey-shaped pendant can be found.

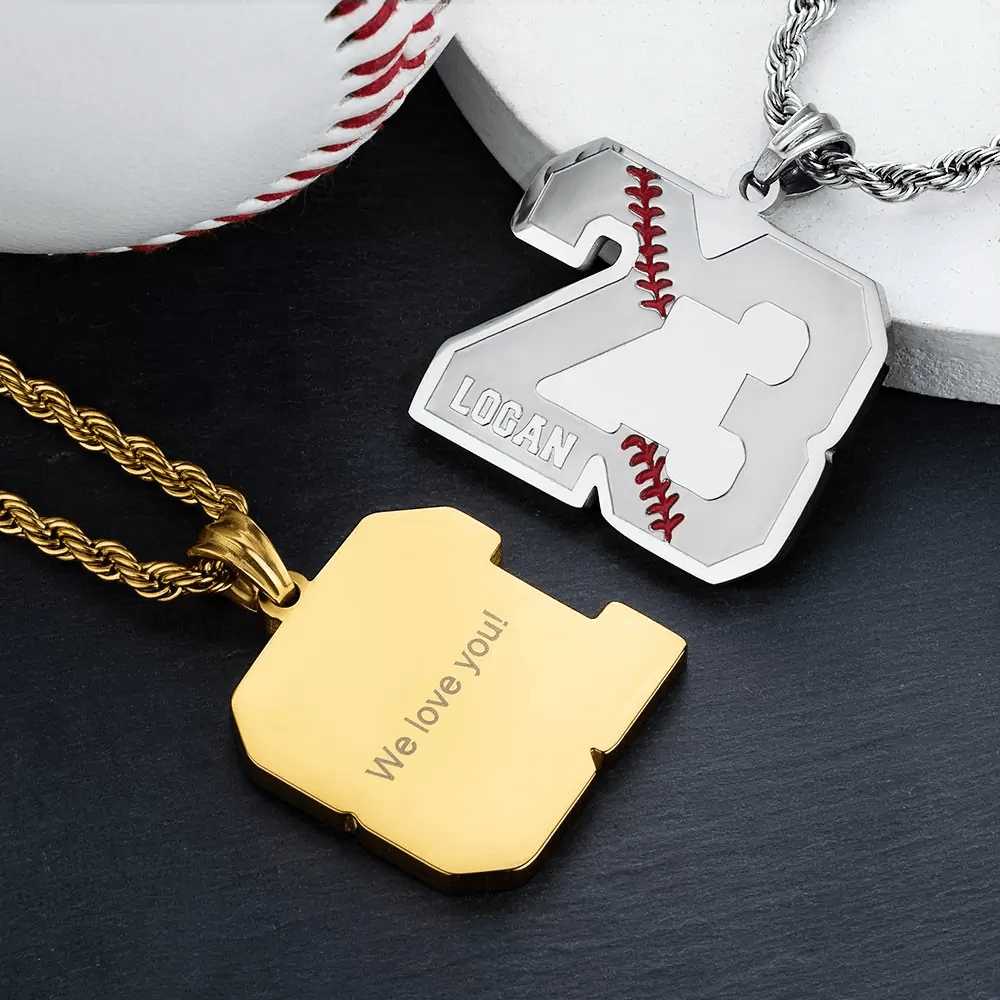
[233,507,686,890]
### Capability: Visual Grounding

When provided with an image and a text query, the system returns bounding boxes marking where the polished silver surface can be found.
[764,0,1000,201]
[410,139,888,583]
[750,103,853,197]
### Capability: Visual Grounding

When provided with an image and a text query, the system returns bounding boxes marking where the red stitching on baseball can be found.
[329,1,366,17]
[287,167,337,182]
[215,213,265,224]
[626,166,675,319]
[349,61,406,100]
[339,92,405,130]
[318,140,361,154]
[621,435,684,542]
[351,39,407,77]
[348,0,398,40]
[254,191,298,204]
[400,51,428,71]
[348,43,427,102]
[119,0,446,252]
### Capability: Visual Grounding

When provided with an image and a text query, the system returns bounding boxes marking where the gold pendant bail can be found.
[188,510,298,613]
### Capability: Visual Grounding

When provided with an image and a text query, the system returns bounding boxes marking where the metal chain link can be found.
[764,0,1000,202]
[0,354,245,600]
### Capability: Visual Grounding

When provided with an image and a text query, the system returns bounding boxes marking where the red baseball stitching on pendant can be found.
[621,435,685,543]
[119,0,448,253]
[626,166,675,319]
[620,165,682,539]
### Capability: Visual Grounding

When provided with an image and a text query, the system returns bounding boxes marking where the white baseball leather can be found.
[0,1,454,254]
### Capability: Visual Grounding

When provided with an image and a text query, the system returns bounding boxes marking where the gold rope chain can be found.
[0,353,247,601]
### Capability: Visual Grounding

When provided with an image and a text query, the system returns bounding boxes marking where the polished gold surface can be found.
[233,507,686,891]
[189,510,297,612]
[0,353,247,600]
[0,351,687,888]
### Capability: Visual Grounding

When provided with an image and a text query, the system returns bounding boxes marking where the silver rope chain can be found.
[763,0,1000,202]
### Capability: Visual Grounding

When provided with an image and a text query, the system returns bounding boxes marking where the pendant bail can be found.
[749,103,855,197]
[188,510,298,613]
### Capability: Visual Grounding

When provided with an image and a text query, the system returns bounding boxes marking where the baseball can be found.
[0,1,455,254]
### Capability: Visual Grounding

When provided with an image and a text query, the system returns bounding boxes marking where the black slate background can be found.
[2,73,999,1000]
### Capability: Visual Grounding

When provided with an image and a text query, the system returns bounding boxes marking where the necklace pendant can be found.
[232,507,685,891]
[410,139,889,583]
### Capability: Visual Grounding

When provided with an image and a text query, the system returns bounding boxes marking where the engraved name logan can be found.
[449,375,578,469]
[364,611,509,780]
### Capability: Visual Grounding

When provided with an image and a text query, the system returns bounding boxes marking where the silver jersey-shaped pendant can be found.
[410,139,889,583]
